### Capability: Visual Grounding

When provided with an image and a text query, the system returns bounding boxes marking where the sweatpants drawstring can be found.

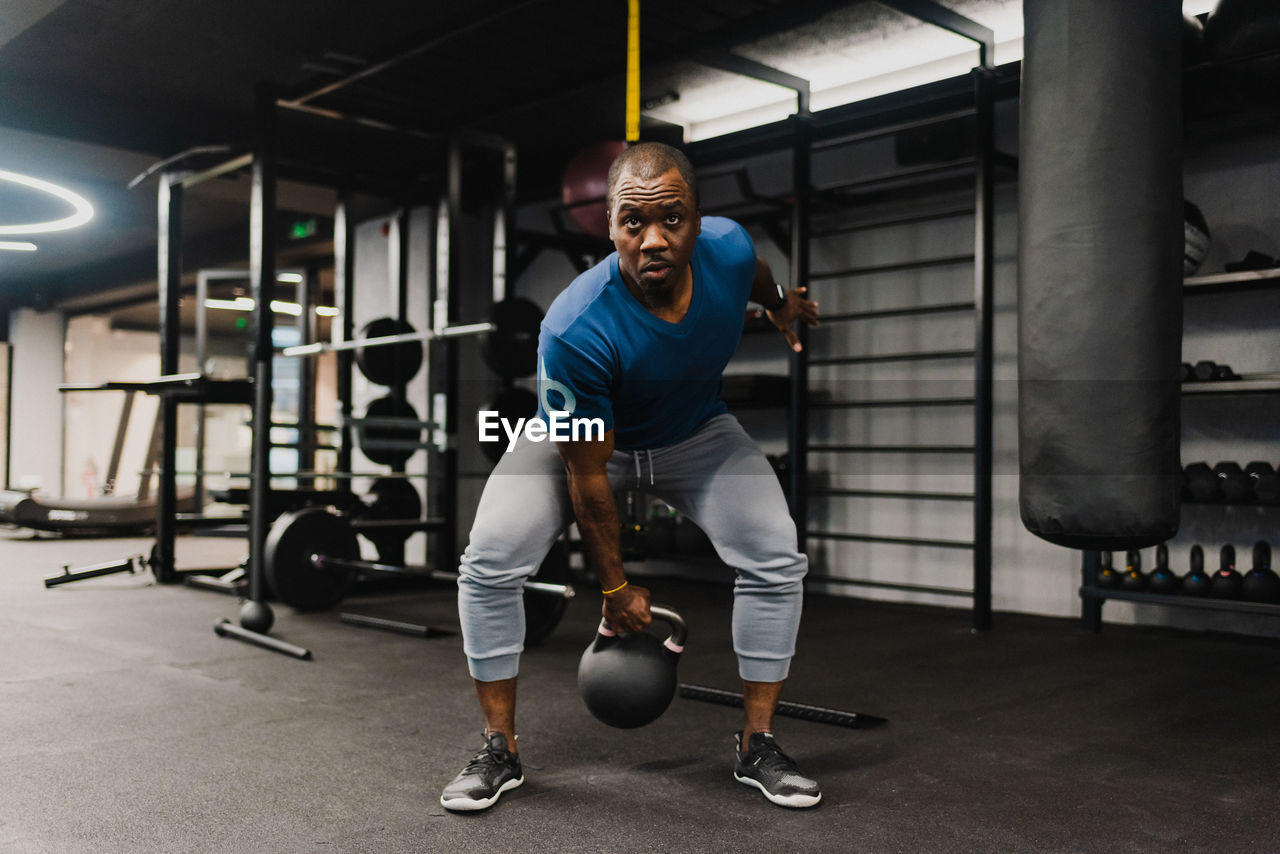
[632,450,655,487]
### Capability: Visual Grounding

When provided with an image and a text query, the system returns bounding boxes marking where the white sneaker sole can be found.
[440,775,524,812]
[734,772,822,809]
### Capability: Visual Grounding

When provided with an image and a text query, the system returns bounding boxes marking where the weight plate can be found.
[359,396,423,467]
[482,297,543,379]
[355,317,423,387]
[362,477,423,521]
[358,477,423,564]
[524,540,572,647]
[264,507,360,611]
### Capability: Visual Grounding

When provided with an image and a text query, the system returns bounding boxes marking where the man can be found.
[442,142,821,811]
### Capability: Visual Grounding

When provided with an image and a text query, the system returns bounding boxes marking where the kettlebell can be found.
[1148,544,1180,594]
[1096,551,1122,589]
[1210,544,1243,599]
[1121,549,1147,591]
[1182,545,1211,596]
[578,604,688,729]
[1242,541,1280,603]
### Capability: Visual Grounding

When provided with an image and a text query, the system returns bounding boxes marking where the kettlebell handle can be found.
[598,603,688,653]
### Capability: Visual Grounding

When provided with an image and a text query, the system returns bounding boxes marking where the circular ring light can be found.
[0,169,95,235]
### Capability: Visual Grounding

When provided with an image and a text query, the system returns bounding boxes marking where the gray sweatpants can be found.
[457,413,807,682]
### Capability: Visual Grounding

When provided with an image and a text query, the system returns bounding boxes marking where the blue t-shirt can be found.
[537,216,756,451]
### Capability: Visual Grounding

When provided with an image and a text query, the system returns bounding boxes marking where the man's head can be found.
[606,142,702,306]
[605,142,699,211]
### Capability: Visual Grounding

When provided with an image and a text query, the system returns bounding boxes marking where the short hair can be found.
[605,142,699,210]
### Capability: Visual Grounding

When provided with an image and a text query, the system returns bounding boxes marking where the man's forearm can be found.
[566,470,627,592]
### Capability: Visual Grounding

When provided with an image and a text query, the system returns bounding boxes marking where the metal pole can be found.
[335,195,355,480]
[155,173,183,583]
[495,143,517,302]
[194,270,209,508]
[971,66,995,633]
[440,138,463,570]
[247,81,278,608]
[297,266,317,487]
[788,109,812,552]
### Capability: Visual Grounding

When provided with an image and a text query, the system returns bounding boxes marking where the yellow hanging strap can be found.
[626,0,640,142]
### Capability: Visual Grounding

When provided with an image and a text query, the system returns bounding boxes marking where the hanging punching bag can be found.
[1018,0,1184,551]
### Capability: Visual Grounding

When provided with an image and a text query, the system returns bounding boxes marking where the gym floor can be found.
[3,533,1280,853]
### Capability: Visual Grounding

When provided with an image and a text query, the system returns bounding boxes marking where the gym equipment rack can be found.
[686,0,1003,632]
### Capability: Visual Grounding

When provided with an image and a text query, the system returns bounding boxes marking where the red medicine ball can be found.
[561,141,627,239]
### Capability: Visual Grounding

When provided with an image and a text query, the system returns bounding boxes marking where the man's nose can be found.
[640,224,668,251]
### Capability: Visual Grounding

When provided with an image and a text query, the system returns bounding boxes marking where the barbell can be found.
[282,296,543,381]
[263,506,575,645]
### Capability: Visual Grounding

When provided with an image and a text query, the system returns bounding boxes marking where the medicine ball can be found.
[561,141,627,239]
[1185,201,1211,276]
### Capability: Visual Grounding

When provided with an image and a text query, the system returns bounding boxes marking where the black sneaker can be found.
[440,732,524,812]
[734,731,822,808]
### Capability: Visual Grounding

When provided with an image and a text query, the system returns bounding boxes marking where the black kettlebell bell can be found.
[1148,544,1180,594]
[1182,545,1211,596]
[1211,544,1243,599]
[1096,551,1122,589]
[1242,541,1280,603]
[1121,549,1147,591]
[578,605,688,729]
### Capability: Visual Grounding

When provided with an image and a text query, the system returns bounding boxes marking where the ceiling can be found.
[0,0,1002,315]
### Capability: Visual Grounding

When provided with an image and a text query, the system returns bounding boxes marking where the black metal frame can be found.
[693,0,996,631]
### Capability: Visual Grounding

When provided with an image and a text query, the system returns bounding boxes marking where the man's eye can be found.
[625,217,641,228]
[666,215,681,225]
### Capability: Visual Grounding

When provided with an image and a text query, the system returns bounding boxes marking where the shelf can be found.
[1081,585,1280,617]
[1184,267,1280,293]
[1182,377,1280,396]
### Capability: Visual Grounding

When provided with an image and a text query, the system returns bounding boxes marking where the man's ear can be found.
[694,207,702,236]
[606,209,615,241]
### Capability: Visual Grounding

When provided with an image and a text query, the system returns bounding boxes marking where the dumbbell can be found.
[1121,549,1147,591]
[1214,462,1253,504]
[1182,545,1211,596]
[1242,542,1280,604]
[1147,544,1180,594]
[1191,360,1238,382]
[1184,462,1219,502]
[1210,544,1243,599]
[1246,462,1279,504]
[1096,551,1122,589]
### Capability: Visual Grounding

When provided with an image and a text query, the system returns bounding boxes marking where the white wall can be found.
[8,308,67,496]
[61,317,161,498]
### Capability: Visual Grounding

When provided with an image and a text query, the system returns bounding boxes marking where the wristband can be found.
[768,283,788,311]
[601,580,629,595]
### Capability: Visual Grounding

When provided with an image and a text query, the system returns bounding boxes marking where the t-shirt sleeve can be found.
[709,217,758,304]
[538,333,614,434]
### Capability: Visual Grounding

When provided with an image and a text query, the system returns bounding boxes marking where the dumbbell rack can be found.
[1079,266,1280,630]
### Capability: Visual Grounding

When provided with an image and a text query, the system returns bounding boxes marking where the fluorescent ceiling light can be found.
[276,272,304,284]
[205,297,336,317]
[205,297,256,311]
[648,0,1215,142]
[0,241,38,251]
[0,169,95,234]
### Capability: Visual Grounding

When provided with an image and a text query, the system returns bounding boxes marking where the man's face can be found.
[607,166,701,301]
